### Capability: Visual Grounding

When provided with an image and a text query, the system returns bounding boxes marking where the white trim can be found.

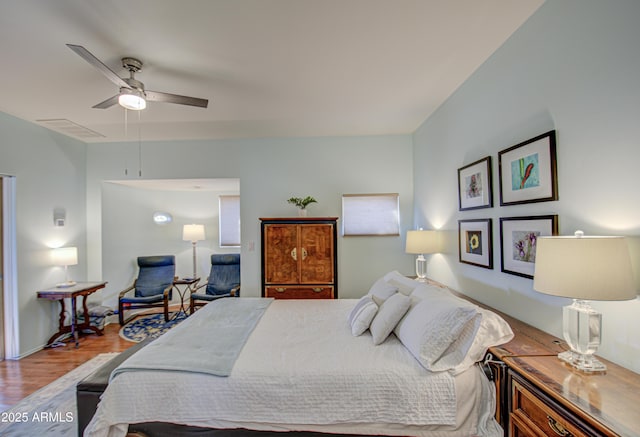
[2,176,19,359]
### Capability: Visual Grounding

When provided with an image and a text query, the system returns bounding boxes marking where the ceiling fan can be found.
[66,44,208,110]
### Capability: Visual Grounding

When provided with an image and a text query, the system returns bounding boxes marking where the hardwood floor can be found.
[0,322,135,411]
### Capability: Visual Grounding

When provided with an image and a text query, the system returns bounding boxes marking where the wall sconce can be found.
[405,229,440,281]
[152,211,173,225]
[53,208,66,227]
[52,246,78,287]
[183,224,205,280]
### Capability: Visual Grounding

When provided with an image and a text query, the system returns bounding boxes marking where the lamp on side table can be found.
[533,230,637,372]
[405,229,440,282]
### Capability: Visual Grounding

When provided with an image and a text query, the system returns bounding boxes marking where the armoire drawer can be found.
[264,286,334,299]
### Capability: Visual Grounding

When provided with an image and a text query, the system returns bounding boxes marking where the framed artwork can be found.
[499,215,558,279]
[458,219,493,269]
[458,156,493,211]
[498,130,558,206]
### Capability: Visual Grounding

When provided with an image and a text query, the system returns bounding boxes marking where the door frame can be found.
[1,175,18,360]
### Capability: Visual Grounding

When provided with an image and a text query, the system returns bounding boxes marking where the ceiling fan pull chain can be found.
[138,110,142,177]
[124,109,129,175]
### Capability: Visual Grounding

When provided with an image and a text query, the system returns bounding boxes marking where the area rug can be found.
[0,352,119,437]
[119,312,187,343]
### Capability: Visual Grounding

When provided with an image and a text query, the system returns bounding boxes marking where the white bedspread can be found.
[86,299,499,437]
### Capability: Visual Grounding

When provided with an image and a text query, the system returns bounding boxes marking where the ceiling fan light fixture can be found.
[119,89,146,110]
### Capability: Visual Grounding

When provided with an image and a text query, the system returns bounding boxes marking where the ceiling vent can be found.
[36,119,105,140]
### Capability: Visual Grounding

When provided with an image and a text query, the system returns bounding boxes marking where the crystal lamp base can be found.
[560,299,607,373]
[415,254,427,282]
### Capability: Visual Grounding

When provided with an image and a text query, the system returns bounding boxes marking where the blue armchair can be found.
[190,254,240,314]
[118,255,176,325]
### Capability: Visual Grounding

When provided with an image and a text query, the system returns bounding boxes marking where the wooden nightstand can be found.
[504,354,640,436]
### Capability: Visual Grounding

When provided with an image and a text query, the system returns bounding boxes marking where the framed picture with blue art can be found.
[499,215,558,279]
[458,156,492,211]
[458,219,493,269]
[498,130,558,206]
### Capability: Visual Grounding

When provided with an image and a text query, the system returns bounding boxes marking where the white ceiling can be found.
[0,0,543,144]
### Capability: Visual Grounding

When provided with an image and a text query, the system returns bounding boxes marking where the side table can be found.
[37,281,107,348]
[172,277,200,316]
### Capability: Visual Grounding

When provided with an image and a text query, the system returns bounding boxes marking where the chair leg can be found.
[164,298,169,322]
[119,301,125,326]
[190,298,195,315]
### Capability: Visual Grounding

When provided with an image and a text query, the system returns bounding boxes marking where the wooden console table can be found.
[37,281,107,348]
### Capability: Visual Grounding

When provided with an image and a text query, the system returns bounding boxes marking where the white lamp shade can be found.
[183,224,206,242]
[405,230,440,254]
[533,234,636,301]
[52,246,78,266]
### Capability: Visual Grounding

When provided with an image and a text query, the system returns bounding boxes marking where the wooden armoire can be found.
[260,217,338,299]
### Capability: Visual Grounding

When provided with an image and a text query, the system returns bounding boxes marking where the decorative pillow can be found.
[383,270,420,295]
[367,277,398,305]
[347,296,379,336]
[369,293,411,345]
[394,293,481,372]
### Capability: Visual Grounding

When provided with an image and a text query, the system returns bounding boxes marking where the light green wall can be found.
[87,135,415,304]
[0,111,87,357]
[413,0,640,372]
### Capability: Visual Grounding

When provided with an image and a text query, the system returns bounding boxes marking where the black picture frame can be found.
[458,218,493,269]
[499,215,559,279]
[458,156,493,211]
[498,130,558,206]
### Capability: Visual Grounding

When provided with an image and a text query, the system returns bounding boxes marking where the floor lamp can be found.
[183,224,205,280]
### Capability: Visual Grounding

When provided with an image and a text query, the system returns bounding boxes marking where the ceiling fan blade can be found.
[67,44,130,89]
[92,95,119,109]
[145,90,208,108]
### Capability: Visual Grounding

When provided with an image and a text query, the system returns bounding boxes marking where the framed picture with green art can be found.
[498,130,558,206]
[457,156,492,211]
[458,219,493,269]
[499,215,558,279]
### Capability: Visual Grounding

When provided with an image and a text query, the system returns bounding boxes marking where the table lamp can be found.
[52,246,78,287]
[183,224,205,280]
[405,230,440,282]
[533,231,636,372]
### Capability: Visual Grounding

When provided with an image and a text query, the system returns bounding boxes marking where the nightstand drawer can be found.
[265,286,334,299]
[509,370,604,437]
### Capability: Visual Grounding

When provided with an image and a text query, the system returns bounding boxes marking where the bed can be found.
[84,272,513,437]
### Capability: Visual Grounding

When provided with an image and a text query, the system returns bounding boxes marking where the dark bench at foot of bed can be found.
[77,339,152,437]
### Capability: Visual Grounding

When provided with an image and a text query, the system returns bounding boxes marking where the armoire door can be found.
[263,223,299,284]
[299,224,334,284]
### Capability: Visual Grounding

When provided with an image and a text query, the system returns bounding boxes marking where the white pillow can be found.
[409,285,514,373]
[367,277,398,305]
[383,271,420,295]
[394,294,481,372]
[450,308,514,374]
[347,296,379,336]
[369,293,411,345]
[409,283,448,305]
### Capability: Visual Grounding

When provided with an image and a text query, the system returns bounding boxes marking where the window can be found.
[342,193,400,236]
[219,195,240,247]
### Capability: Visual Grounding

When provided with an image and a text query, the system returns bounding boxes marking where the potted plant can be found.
[287,196,317,216]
